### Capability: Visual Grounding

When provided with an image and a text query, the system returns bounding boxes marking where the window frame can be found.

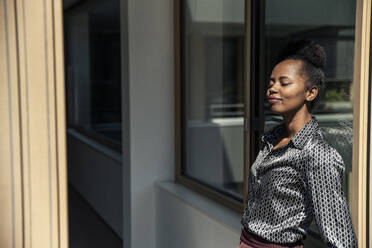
[174,0,254,213]
[174,0,249,213]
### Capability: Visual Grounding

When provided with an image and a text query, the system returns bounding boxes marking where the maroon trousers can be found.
[237,228,304,248]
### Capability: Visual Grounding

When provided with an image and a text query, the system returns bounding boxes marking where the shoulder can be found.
[303,130,345,173]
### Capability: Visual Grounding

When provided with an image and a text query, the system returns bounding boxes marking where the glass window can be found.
[180,0,245,200]
[64,0,121,147]
[260,0,356,243]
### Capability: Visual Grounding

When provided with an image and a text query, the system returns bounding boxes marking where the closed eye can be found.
[267,82,290,88]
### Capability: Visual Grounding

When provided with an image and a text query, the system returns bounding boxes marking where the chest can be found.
[250,144,305,183]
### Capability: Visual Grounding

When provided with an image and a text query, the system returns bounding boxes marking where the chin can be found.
[269,105,285,114]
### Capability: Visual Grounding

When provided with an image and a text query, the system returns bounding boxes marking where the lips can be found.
[268,97,282,103]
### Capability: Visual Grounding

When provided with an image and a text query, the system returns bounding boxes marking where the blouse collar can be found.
[261,116,320,150]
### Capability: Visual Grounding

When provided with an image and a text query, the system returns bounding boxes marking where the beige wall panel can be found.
[0,0,68,247]
[352,0,371,247]
[16,0,67,246]
[54,0,69,245]
[18,1,55,246]
[0,0,24,248]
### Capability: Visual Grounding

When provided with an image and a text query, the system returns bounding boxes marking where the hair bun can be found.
[279,39,326,68]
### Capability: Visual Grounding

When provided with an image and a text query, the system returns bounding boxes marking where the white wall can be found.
[122,0,175,247]
[156,183,241,248]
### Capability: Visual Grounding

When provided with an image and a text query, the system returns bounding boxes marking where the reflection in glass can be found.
[181,0,245,199]
[64,0,121,145]
[261,0,356,244]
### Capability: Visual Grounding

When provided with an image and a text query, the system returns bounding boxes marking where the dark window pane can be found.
[181,0,245,199]
[64,0,121,146]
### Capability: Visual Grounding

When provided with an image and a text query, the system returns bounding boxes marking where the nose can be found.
[268,87,276,94]
[268,80,280,94]
[268,85,278,95]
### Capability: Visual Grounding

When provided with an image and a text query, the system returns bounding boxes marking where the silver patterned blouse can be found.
[241,116,358,247]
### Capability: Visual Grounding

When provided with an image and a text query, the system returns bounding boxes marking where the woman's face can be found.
[266,59,312,115]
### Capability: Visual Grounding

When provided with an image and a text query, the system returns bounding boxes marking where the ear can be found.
[305,85,318,102]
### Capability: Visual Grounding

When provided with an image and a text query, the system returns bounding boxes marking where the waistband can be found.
[240,228,304,248]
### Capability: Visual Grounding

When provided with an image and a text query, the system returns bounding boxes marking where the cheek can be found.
[282,88,306,103]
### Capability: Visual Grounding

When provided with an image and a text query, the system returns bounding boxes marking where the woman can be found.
[238,40,358,248]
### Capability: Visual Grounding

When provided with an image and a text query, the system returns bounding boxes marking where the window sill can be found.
[67,128,122,163]
[156,181,242,234]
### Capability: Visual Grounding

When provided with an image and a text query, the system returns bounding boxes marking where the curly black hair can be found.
[277,39,326,113]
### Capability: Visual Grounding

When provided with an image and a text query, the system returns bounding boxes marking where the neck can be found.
[281,106,312,138]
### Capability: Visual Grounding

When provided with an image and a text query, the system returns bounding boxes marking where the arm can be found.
[304,147,358,248]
